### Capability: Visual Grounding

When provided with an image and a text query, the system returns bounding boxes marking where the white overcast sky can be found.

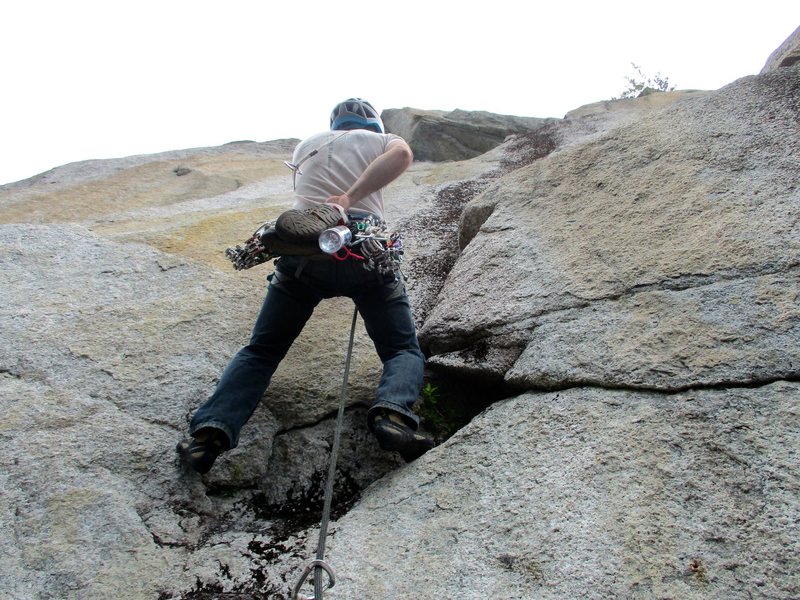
[1,1,798,185]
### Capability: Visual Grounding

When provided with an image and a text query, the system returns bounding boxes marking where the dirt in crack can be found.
[401,128,558,328]
[404,179,491,326]
[248,468,362,542]
[500,125,558,171]
[158,469,363,600]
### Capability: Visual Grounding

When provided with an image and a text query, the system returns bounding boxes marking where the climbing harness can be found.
[225,211,404,277]
[291,305,359,600]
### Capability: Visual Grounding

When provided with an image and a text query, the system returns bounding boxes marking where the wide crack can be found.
[399,127,561,329]
[402,178,493,327]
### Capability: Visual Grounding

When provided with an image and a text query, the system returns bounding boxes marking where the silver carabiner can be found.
[283,160,303,191]
[284,131,350,190]
[292,559,336,600]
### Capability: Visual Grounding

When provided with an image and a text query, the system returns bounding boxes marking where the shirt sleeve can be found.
[384,133,406,150]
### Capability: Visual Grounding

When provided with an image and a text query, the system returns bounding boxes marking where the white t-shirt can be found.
[291,129,405,220]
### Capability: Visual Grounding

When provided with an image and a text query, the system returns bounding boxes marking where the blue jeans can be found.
[189,255,425,448]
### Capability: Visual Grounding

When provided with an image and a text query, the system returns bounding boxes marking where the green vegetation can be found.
[416,382,453,440]
[617,63,676,98]
[421,382,440,404]
[415,376,502,443]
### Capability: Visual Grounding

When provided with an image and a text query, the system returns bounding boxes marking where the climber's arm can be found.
[326,140,413,211]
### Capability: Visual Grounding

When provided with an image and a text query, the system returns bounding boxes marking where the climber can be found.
[177,98,434,474]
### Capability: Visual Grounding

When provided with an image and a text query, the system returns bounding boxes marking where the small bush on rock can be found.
[616,62,676,98]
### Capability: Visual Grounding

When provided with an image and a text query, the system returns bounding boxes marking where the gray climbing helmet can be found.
[330,98,385,134]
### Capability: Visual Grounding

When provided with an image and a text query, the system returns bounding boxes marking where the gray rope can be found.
[313,304,359,598]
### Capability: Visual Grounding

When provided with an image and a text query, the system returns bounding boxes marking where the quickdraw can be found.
[292,560,336,600]
[330,246,365,262]
[224,222,277,270]
[338,214,404,277]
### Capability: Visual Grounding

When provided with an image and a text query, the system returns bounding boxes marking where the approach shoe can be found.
[260,226,324,256]
[371,410,435,463]
[275,204,345,243]
[176,427,229,474]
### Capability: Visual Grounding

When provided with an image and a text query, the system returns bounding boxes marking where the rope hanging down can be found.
[292,305,359,600]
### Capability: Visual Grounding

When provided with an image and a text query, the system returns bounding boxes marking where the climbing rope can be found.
[292,305,359,600]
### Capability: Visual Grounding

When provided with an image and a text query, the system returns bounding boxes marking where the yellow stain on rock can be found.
[126,205,286,271]
[0,156,288,224]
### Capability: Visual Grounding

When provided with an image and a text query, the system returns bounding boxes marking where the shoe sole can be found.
[373,422,435,462]
[276,208,341,242]
[261,227,324,256]
[176,439,220,474]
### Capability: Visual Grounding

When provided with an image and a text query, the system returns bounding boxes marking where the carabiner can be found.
[331,246,364,261]
[292,560,336,600]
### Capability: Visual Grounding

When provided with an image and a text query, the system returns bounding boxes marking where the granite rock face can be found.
[2,35,799,600]
[762,25,800,72]
[382,107,556,162]
[327,383,799,599]
[421,65,800,395]
[0,137,503,599]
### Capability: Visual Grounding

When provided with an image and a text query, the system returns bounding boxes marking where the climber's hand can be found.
[325,195,352,214]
